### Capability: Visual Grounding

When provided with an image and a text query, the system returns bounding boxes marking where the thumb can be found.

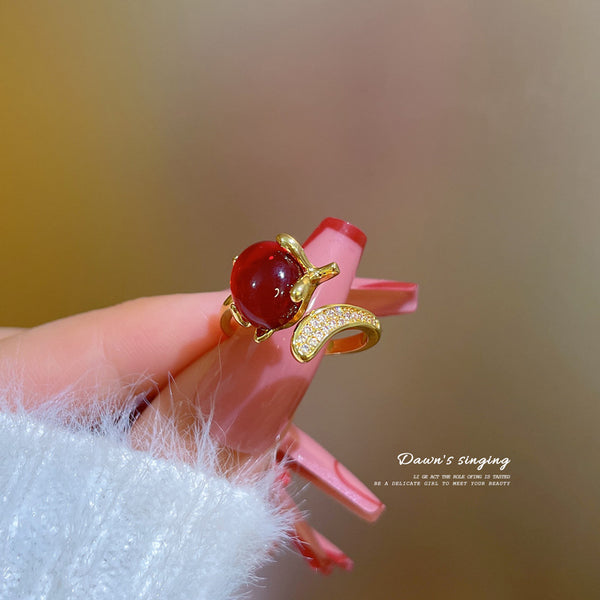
[0,291,228,417]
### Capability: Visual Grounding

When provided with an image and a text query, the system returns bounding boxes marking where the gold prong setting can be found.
[229,301,252,328]
[254,328,274,343]
[276,233,340,324]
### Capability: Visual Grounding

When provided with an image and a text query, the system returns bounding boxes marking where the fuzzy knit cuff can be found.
[0,393,292,600]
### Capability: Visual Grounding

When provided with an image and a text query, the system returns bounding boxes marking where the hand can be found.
[0,219,418,574]
[0,292,230,459]
[0,291,360,573]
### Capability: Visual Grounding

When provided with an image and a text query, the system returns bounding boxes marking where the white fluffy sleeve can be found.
[0,394,292,600]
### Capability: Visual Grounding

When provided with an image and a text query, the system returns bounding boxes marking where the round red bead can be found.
[230,241,303,330]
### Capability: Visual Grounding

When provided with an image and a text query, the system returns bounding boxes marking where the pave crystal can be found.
[291,304,381,361]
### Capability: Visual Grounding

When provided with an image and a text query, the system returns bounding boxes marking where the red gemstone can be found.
[230,241,304,330]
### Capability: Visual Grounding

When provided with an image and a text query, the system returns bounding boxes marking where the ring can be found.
[291,304,381,363]
[220,233,381,363]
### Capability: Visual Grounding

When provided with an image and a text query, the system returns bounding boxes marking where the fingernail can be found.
[280,489,354,574]
[348,278,419,316]
[279,425,385,523]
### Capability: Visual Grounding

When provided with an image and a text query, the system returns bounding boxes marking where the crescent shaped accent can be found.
[291,304,381,363]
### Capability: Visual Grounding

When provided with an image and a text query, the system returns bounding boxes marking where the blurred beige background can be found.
[1,2,599,599]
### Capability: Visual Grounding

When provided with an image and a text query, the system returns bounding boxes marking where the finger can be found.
[129,329,278,473]
[127,337,235,464]
[0,327,25,340]
[0,291,228,414]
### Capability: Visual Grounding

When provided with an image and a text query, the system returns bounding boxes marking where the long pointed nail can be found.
[348,278,419,316]
[278,425,385,522]
[279,490,353,574]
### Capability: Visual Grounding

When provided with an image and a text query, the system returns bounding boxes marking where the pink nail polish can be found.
[278,425,385,522]
[279,489,354,574]
[348,278,419,316]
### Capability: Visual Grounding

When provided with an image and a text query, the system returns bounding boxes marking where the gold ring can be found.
[291,304,381,363]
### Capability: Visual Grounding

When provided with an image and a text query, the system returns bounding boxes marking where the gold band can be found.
[220,295,250,338]
[291,304,381,363]
[221,300,381,363]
